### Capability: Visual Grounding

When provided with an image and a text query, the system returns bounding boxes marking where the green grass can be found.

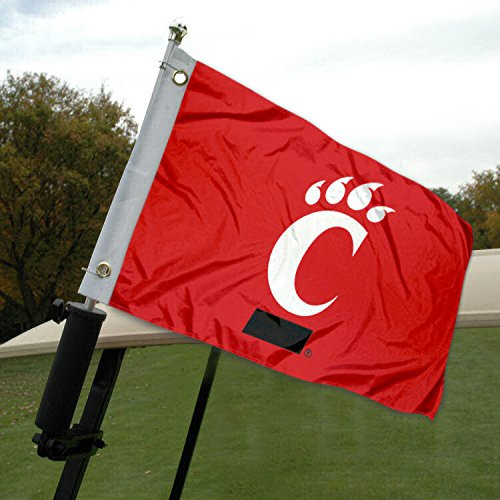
[1,328,499,499]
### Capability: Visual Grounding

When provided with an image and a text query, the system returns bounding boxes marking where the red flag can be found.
[81,48,472,419]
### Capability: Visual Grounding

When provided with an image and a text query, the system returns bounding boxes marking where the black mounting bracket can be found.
[33,298,220,499]
[33,300,125,499]
[50,298,69,324]
[32,424,106,461]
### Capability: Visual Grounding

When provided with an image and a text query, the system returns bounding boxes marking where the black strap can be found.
[169,347,221,499]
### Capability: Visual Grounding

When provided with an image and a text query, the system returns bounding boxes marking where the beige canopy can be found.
[0,305,198,359]
[455,249,500,328]
[1,249,498,359]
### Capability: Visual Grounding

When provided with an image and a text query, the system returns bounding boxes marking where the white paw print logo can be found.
[268,177,395,317]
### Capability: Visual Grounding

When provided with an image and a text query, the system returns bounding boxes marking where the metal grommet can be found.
[172,69,188,86]
[96,262,111,278]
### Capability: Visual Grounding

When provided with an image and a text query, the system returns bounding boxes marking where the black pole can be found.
[35,302,106,436]
[53,348,126,500]
[169,347,221,500]
[32,300,126,499]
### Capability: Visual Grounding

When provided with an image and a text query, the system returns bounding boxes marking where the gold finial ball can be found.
[169,20,188,44]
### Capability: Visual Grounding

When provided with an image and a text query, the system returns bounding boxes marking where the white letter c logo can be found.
[267,211,367,317]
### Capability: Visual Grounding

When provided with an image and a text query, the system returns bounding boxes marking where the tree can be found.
[432,167,499,250]
[455,167,499,249]
[0,72,137,340]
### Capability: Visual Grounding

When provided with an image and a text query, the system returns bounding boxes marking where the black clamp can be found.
[32,424,106,461]
[50,299,69,324]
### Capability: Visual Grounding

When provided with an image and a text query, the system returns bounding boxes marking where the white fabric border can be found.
[78,44,196,303]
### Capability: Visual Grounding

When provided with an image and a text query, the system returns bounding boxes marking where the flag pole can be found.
[32,21,189,498]
[33,297,106,443]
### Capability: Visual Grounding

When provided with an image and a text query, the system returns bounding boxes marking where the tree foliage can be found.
[456,167,499,249]
[432,166,499,250]
[0,72,136,339]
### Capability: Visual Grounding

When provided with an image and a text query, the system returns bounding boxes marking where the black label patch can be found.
[242,309,312,354]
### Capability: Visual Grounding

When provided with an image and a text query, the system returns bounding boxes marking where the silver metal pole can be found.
[160,21,188,73]
[84,297,97,311]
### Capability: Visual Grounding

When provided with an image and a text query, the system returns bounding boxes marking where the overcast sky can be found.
[1,0,499,191]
